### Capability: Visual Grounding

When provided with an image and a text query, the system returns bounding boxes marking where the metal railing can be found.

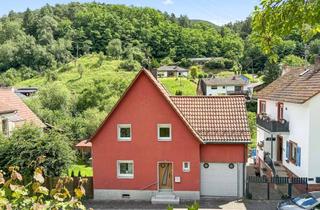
[256,114,289,133]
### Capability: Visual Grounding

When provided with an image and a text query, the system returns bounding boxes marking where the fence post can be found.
[267,182,270,200]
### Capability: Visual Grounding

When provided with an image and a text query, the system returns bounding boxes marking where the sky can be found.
[0,0,260,25]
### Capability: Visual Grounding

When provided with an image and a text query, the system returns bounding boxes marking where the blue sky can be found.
[0,0,260,25]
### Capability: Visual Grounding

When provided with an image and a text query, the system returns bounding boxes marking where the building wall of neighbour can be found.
[205,85,235,96]
[200,144,246,163]
[307,94,320,181]
[257,98,311,178]
[157,71,168,78]
[178,72,188,77]
[92,73,201,193]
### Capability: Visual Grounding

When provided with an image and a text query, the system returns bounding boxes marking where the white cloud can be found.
[162,0,173,5]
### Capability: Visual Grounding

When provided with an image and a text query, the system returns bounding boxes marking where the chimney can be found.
[281,64,291,76]
[315,55,320,72]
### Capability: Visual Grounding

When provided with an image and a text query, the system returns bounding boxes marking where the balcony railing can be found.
[226,90,248,95]
[256,114,289,133]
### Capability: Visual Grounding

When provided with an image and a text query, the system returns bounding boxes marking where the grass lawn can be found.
[68,164,93,177]
[159,77,197,96]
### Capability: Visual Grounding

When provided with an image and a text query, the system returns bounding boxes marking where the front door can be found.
[277,136,283,162]
[158,162,173,190]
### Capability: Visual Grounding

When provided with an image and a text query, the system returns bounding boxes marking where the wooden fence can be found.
[44,176,93,199]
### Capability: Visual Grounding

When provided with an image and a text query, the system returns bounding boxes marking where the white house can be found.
[156,65,188,77]
[198,76,247,96]
[256,58,320,189]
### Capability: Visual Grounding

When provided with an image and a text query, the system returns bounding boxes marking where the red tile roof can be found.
[0,88,45,127]
[171,96,251,143]
[76,140,92,148]
[257,65,320,103]
[0,101,16,114]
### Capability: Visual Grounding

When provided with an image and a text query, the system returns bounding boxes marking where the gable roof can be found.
[90,69,250,144]
[201,76,247,86]
[157,65,188,72]
[0,101,16,114]
[256,65,320,103]
[171,96,250,143]
[0,88,45,127]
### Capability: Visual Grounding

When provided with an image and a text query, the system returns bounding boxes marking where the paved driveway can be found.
[85,198,279,210]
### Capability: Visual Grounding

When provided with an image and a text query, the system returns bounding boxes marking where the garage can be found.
[200,162,243,197]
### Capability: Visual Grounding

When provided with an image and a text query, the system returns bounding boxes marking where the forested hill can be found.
[0,2,318,87]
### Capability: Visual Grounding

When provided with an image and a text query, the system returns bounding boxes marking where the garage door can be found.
[200,162,239,197]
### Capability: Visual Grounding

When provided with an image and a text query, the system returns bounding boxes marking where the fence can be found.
[247,176,308,200]
[44,176,93,199]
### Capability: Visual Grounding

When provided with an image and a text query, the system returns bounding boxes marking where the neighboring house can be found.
[90,69,250,203]
[0,88,45,136]
[15,87,38,97]
[157,66,188,77]
[189,57,213,65]
[255,58,320,190]
[198,76,247,96]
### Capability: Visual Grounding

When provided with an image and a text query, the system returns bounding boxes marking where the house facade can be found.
[256,59,320,189]
[91,69,250,202]
[157,66,188,77]
[0,88,45,136]
[198,76,247,96]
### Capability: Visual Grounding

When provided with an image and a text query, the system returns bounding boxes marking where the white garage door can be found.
[200,162,240,197]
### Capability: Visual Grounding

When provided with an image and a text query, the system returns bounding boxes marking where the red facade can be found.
[91,70,247,193]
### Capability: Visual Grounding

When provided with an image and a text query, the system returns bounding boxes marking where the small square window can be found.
[183,162,190,172]
[211,86,217,90]
[158,124,171,141]
[118,124,131,141]
[117,160,134,179]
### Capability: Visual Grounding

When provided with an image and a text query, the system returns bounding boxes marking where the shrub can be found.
[189,66,199,79]
[0,166,86,209]
[224,58,234,69]
[175,90,183,95]
[119,59,142,71]
[179,58,192,68]
[205,58,225,69]
[281,54,307,67]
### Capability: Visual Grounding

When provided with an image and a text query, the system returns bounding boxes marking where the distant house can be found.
[157,65,188,77]
[0,88,45,136]
[189,57,213,65]
[255,57,320,190]
[15,87,38,97]
[90,69,250,203]
[198,76,248,96]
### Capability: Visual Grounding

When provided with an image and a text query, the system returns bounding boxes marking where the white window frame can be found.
[182,161,190,172]
[117,124,132,141]
[157,124,172,141]
[117,160,134,179]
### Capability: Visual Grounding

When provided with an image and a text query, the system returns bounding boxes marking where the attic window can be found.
[158,124,171,141]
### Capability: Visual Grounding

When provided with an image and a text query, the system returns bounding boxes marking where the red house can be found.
[91,69,250,203]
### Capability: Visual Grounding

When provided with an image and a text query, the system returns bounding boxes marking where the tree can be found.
[38,82,71,111]
[189,66,198,79]
[106,39,122,59]
[263,61,281,84]
[0,124,75,176]
[252,0,320,58]
[281,55,307,67]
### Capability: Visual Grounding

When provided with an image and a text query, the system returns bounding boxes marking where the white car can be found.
[277,192,320,210]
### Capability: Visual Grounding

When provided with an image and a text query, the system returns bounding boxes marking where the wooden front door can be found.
[158,162,173,190]
[277,136,283,162]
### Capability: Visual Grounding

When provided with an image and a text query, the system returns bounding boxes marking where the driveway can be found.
[85,198,279,210]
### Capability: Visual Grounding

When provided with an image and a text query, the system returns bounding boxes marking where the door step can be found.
[151,192,180,204]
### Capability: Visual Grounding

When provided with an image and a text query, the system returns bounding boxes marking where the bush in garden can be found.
[0,166,88,209]
[119,59,142,71]
[175,90,183,95]
[224,58,234,69]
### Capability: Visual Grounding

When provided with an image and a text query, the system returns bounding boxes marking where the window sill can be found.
[117,175,134,179]
[118,138,132,142]
[158,138,172,142]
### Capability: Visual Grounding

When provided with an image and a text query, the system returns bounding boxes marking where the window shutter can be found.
[286,141,289,160]
[296,146,301,167]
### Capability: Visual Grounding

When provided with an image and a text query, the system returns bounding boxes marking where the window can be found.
[259,100,266,114]
[158,124,171,141]
[235,86,242,91]
[289,141,297,163]
[211,86,217,90]
[182,162,190,172]
[117,160,134,179]
[117,124,131,141]
[278,102,284,121]
[222,86,225,89]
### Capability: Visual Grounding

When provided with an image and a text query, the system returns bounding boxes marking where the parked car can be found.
[277,191,320,210]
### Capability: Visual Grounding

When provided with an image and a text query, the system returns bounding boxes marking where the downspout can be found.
[243,144,246,197]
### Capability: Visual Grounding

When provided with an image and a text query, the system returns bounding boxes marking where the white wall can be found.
[157,72,168,78]
[206,85,235,96]
[307,94,320,182]
[178,72,188,77]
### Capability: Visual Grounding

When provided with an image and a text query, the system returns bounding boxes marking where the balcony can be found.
[226,90,248,95]
[256,114,289,133]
